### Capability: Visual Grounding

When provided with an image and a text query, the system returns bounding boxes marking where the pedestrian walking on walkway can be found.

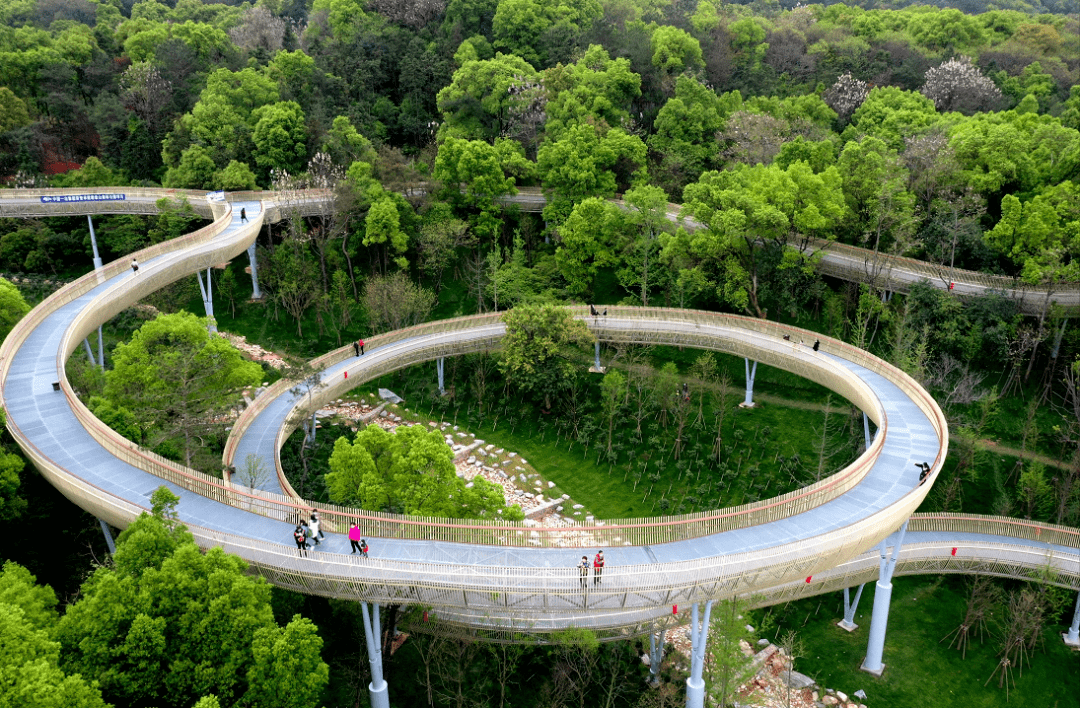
[349,522,363,553]
[131,258,139,275]
[240,207,248,223]
[357,338,365,355]
[308,514,322,545]
[293,525,308,556]
[593,550,605,585]
[353,340,360,356]
[812,339,820,352]
[579,555,590,590]
[359,539,368,558]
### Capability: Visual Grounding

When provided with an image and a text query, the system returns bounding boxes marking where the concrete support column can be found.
[437,357,445,396]
[195,268,217,332]
[83,338,97,366]
[685,600,714,708]
[590,341,605,373]
[97,325,104,370]
[862,521,908,675]
[838,584,865,631]
[247,242,262,300]
[648,629,666,686]
[742,358,758,407]
[1064,591,1080,647]
[863,413,871,451]
[86,215,103,269]
[360,603,390,708]
[98,518,115,554]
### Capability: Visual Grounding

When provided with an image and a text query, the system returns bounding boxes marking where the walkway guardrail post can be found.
[247,242,262,300]
[1065,591,1080,647]
[862,521,909,675]
[686,600,714,708]
[648,629,666,686]
[839,584,865,631]
[361,602,390,708]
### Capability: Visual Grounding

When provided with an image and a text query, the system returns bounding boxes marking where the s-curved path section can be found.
[0,188,1076,638]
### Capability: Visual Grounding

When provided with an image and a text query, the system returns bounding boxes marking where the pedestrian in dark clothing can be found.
[594,550,605,585]
[358,338,365,355]
[131,258,139,275]
[590,305,598,316]
[812,340,820,352]
[602,309,607,317]
[240,207,248,223]
[917,462,931,484]
[352,340,360,357]
[359,539,368,558]
[349,522,363,553]
[579,556,590,589]
[294,526,308,556]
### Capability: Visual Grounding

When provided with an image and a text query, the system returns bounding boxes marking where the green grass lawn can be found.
[770,575,1079,708]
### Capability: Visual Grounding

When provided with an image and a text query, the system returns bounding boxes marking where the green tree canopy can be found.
[54,513,329,708]
[436,53,538,143]
[542,45,641,139]
[326,424,523,520]
[498,303,594,410]
[103,312,262,466]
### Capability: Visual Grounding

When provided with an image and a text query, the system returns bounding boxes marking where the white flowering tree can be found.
[822,72,869,122]
[920,56,1003,114]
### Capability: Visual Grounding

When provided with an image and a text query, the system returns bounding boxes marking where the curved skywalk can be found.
[0,188,1075,636]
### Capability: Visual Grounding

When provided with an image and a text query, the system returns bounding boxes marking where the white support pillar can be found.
[86,215,103,269]
[862,521,908,675]
[247,242,262,300]
[1064,591,1080,647]
[838,584,865,631]
[648,629,666,686]
[83,338,97,366]
[437,357,445,396]
[741,358,758,407]
[590,341,605,373]
[195,268,217,332]
[98,518,115,554]
[863,413,871,451]
[97,325,104,370]
[360,603,390,708]
[685,600,714,708]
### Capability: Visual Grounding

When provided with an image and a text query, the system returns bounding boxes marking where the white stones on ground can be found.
[501,460,511,467]
[498,471,507,478]
[485,444,495,450]
[453,425,459,430]
[573,504,584,509]
[585,516,594,522]
[473,460,483,467]
[508,452,516,457]
[465,482,473,488]
[514,466,524,472]
[757,638,769,646]
[573,512,581,516]
[548,481,556,488]
[519,474,527,483]
[467,456,476,464]
[524,493,534,499]
[456,432,467,438]
[429,421,437,426]
[745,625,754,633]
[495,448,504,454]
[557,506,563,511]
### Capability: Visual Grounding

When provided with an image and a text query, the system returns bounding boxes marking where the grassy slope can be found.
[770,575,1079,708]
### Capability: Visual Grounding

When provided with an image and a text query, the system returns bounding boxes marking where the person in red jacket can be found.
[593,550,605,585]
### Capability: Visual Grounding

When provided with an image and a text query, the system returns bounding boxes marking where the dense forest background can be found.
[1,0,1079,706]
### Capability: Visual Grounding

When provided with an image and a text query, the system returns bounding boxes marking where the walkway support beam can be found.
[247,242,262,300]
[839,584,865,631]
[361,602,390,708]
[686,601,714,708]
[86,215,103,270]
[742,358,758,407]
[1065,591,1080,647]
[98,518,115,554]
[195,268,216,332]
[863,413,871,451]
[648,630,666,686]
[862,521,908,675]
[437,357,445,396]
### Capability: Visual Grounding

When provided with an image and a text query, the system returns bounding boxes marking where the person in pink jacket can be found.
[349,522,363,554]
